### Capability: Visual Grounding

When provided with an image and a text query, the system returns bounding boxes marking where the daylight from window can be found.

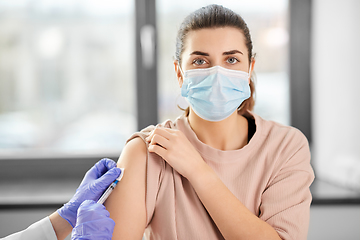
[0,0,135,157]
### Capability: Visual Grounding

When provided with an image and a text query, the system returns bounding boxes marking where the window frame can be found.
[289,0,312,143]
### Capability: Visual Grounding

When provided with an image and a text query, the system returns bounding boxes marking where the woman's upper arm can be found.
[104,137,147,240]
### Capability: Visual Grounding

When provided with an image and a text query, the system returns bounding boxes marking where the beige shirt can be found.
[127,112,314,240]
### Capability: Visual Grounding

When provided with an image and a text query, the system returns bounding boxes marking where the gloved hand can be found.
[57,158,121,227]
[71,200,115,240]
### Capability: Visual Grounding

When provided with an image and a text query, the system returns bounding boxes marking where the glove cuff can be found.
[57,201,80,227]
[71,219,114,240]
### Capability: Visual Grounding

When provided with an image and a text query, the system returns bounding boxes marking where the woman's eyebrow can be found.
[223,50,243,55]
[190,51,209,56]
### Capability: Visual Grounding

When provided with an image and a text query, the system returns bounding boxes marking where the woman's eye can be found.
[226,57,239,64]
[193,58,206,65]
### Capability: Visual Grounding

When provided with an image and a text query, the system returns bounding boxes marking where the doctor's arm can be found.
[3,200,115,240]
[49,212,73,240]
[2,158,121,240]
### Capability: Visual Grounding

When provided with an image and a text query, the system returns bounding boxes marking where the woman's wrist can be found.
[186,160,217,188]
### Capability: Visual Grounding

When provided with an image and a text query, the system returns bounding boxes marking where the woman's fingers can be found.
[146,127,173,143]
[148,133,170,149]
[148,143,167,159]
[145,126,203,179]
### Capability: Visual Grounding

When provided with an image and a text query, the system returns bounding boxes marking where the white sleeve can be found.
[1,217,57,240]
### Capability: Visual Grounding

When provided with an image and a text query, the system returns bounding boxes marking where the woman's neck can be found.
[187,109,249,151]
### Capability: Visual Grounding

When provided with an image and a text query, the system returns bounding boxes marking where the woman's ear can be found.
[174,60,183,88]
[248,58,256,83]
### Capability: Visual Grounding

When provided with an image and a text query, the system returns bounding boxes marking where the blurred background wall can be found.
[312,0,360,191]
[307,1,360,237]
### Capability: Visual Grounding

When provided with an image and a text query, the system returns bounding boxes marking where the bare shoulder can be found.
[117,136,147,168]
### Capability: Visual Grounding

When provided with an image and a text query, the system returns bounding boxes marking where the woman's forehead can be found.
[184,27,248,55]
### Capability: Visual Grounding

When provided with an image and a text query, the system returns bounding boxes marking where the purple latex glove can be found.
[57,158,121,227]
[71,200,115,240]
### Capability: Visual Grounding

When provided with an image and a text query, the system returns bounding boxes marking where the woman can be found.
[105,4,314,240]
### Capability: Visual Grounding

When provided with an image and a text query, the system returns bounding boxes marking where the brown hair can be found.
[175,4,255,116]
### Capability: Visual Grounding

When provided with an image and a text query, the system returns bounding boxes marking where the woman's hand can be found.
[145,127,206,179]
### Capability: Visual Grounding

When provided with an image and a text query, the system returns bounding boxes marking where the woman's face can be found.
[175,27,253,86]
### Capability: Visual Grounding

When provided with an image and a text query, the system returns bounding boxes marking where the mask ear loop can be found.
[248,61,254,82]
[237,62,253,112]
[176,63,190,115]
[178,63,185,80]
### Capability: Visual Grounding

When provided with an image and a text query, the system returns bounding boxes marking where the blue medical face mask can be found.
[180,65,251,122]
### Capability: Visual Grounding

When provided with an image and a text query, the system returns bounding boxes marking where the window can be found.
[0,0,136,157]
[0,0,307,160]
